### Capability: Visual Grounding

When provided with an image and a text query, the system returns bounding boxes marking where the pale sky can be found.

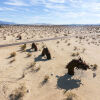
[0,0,100,24]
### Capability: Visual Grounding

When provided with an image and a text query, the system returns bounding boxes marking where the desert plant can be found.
[64,92,77,100]
[71,52,79,57]
[9,85,27,100]
[41,75,49,86]
[33,67,40,72]
[26,53,32,57]
[10,52,16,58]
[56,41,60,44]
[91,64,98,71]
[30,62,36,67]
[21,44,26,51]
[67,43,71,46]
[63,34,67,36]
[74,46,77,51]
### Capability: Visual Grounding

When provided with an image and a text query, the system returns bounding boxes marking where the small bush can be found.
[56,41,60,44]
[41,75,49,86]
[74,46,77,51]
[21,44,26,51]
[71,52,79,57]
[10,52,16,58]
[9,85,27,100]
[26,53,32,57]
[64,92,78,100]
[33,67,40,72]
[67,43,71,46]
[91,64,98,71]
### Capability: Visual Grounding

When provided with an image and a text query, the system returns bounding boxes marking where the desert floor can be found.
[0,25,100,100]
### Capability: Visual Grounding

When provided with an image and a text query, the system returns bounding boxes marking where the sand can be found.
[0,25,100,100]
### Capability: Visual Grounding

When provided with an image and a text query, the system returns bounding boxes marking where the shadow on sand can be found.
[57,73,82,91]
[34,55,48,62]
[25,48,32,52]
[17,48,36,53]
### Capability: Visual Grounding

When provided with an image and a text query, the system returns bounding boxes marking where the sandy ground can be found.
[0,25,100,100]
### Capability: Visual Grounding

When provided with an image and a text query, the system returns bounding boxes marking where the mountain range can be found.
[0,21,15,25]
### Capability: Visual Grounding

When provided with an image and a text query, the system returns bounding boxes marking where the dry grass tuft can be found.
[33,67,40,72]
[67,43,71,46]
[56,41,60,44]
[9,85,27,100]
[91,64,98,71]
[64,92,78,100]
[74,46,77,51]
[26,53,32,57]
[26,62,36,70]
[10,52,16,58]
[21,44,26,51]
[41,75,49,86]
[71,52,79,57]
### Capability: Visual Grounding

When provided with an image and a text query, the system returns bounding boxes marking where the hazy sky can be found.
[0,0,100,24]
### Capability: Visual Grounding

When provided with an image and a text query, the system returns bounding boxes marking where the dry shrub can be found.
[79,36,83,40]
[67,43,71,46]
[74,46,77,51]
[3,36,6,40]
[56,41,60,44]
[21,44,26,51]
[9,85,27,100]
[26,53,32,57]
[63,34,67,36]
[10,52,16,58]
[33,67,40,72]
[64,92,78,100]
[41,75,49,86]
[91,64,98,71]
[26,62,36,70]
[71,52,79,57]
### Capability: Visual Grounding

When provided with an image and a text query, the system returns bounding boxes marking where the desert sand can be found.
[0,25,100,100]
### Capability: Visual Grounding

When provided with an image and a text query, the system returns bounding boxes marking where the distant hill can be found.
[34,23,53,25]
[0,21,15,25]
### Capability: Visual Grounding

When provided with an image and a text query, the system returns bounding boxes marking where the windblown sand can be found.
[0,25,100,100]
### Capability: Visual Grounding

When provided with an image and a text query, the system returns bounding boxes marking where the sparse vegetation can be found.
[33,67,40,72]
[91,64,98,71]
[64,92,78,100]
[56,41,60,44]
[26,62,36,70]
[71,52,79,57]
[9,85,27,100]
[26,53,32,57]
[74,46,77,51]
[67,43,71,46]
[10,52,16,58]
[21,44,26,51]
[41,75,49,86]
